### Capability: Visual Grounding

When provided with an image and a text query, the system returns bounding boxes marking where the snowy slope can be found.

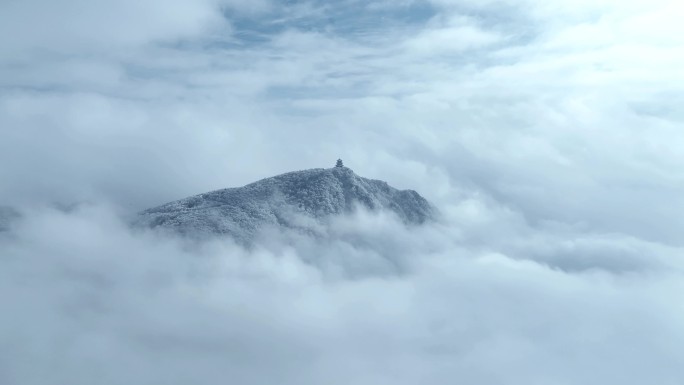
[138,166,435,242]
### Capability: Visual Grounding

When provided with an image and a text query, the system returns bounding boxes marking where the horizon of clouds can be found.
[1,0,684,384]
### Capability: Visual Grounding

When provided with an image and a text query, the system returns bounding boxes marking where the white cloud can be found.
[1,0,684,382]
[404,16,503,55]
[1,205,684,384]
[0,0,228,57]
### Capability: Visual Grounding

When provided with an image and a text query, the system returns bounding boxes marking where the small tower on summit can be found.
[335,159,344,168]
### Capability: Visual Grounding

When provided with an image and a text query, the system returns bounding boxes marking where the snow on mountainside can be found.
[138,165,435,243]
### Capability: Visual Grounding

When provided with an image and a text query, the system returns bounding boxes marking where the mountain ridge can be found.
[138,166,435,243]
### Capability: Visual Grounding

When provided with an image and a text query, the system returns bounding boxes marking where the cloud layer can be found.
[1,0,684,384]
[2,204,684,385]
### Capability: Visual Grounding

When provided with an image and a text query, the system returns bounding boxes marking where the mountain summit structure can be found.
[138,164,435,242]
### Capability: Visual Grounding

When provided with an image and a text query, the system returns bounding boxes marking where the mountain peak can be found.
[138,166,435,243]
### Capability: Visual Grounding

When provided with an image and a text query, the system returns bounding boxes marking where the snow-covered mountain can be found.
[138,165,435,243]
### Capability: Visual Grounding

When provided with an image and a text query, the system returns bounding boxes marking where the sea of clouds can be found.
[2,202,684,385]
[1,0,684,384]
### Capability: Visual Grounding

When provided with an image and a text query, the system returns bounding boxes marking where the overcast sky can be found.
[1,1,684,384]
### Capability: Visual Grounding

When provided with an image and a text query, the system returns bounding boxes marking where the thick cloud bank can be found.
[2,204,684,385]
[1,0,684,383]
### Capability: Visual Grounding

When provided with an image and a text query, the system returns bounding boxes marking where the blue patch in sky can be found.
[211,2,443,103]
[224,0,437,46]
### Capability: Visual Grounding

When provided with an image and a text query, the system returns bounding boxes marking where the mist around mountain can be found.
[3,0,684,383]
[0,206,20,232]
[138,165,436,244]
